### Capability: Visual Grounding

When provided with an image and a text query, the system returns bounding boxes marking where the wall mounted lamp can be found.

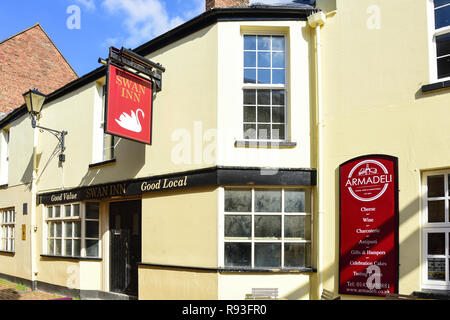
[23,88,68,162]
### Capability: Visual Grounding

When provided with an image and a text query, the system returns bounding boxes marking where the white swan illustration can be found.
[115,109,145,133]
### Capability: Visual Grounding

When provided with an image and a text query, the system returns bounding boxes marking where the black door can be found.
[109,200,141,296]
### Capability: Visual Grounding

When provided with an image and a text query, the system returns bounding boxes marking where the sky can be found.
[0,0,205,77]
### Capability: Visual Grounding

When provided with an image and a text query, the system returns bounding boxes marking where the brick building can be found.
[0,23,77,114]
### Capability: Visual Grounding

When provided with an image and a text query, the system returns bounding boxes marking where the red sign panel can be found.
[339,155,399,296]
[105,63,153,144]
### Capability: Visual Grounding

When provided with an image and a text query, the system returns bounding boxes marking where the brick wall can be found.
[206,0,249,11]
[0,24,78,113]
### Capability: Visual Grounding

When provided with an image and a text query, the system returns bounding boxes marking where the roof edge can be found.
[134,6,318,57]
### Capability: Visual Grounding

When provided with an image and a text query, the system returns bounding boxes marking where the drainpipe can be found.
[307,11,327,300]
[30,124,38,290]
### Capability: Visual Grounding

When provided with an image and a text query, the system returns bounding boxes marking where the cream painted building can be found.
[0,0,449,300]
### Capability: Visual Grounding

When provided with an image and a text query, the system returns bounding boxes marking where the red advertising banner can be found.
[105,63,153,144]
[339,155,399,296]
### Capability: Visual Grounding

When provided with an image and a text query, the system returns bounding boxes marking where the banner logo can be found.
[345,160,392,202]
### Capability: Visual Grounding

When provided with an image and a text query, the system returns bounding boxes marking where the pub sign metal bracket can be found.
[99,46,165,92]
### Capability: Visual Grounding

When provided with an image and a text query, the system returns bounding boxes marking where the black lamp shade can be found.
[23,89,46,114]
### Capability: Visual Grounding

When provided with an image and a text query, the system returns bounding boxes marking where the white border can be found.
[421,170,450,290]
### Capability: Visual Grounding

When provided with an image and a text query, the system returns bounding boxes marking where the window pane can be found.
[55,222,62,237]
[64,222,73,238]
[257,107,271,123]
[436,33,450,57]
[428,233,445,255]
[285,243,310,268]
[435,0,450,7]
[437,55,450,79]
[225,243,251,267]
[86,240,99,257]
[272,52,285,68]
[272,125,285,140]
[272,36,285,51]
[73,204,80,217]
[257,52,271,68]
[244,106,256,122]
[54,206,60,218]
[257,36,271,50]
[225,189,252,212]
[257,69,270,84]
[257,90,270,105]
[243,124,256,139]
[272,69,285,84]
[74,239,81,257]
[244,35,256,50]
[48,207,53,218]
[86,202,99,219]
[65,205,71,217]
[285,216,311,239]
[48,222,54,237]
[65,239,72,256]
[244,51,256,68]
[103,135,114,161]
[74,222,81,238]
[225,215,251,238]
[244,69,256,83]
[285,189,310,212]
[255,215,281,238]
[428,258,446,280]
[428,200,445,222]
[435,5,450,29]
[55,239,62,256]
[272,90,285,105]
[86,221,99,238]
[272,107,285,123]
[255,189,281,212]
[48,239,54,255]
[257,124,271,139]
[255,243,281,267]
[428,175,444,197]
[243,89,256,105]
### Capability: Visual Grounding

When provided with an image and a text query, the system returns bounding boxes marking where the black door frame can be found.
[108,199,142,297]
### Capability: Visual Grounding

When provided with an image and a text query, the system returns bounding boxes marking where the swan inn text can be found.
[115,70,148,103]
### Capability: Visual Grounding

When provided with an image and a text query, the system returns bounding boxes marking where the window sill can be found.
[421,80,450,93]
[40,254,102,261]
[88,159,116,169]
[0,250,15,256]
[219,267,316,274]
[235,140,297,148]
[139,262,315,274]
[413,289,450,300]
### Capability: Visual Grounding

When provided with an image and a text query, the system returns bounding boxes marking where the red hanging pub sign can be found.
[339,155,399,296]
[105,63,153,144]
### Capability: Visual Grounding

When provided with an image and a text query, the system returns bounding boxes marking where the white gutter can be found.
[307,11,326,299]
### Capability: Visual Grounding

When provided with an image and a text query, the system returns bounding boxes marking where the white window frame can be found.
[0,208,15,252]
[427,0,450,82]
[219,187,312,269]
[44,202,101,258]
[422,170,450,290]
[92,84,115,164]
[0,129,9,185]
[241,31,290,142]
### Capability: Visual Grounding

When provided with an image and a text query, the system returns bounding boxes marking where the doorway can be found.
[109,200,141,297]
